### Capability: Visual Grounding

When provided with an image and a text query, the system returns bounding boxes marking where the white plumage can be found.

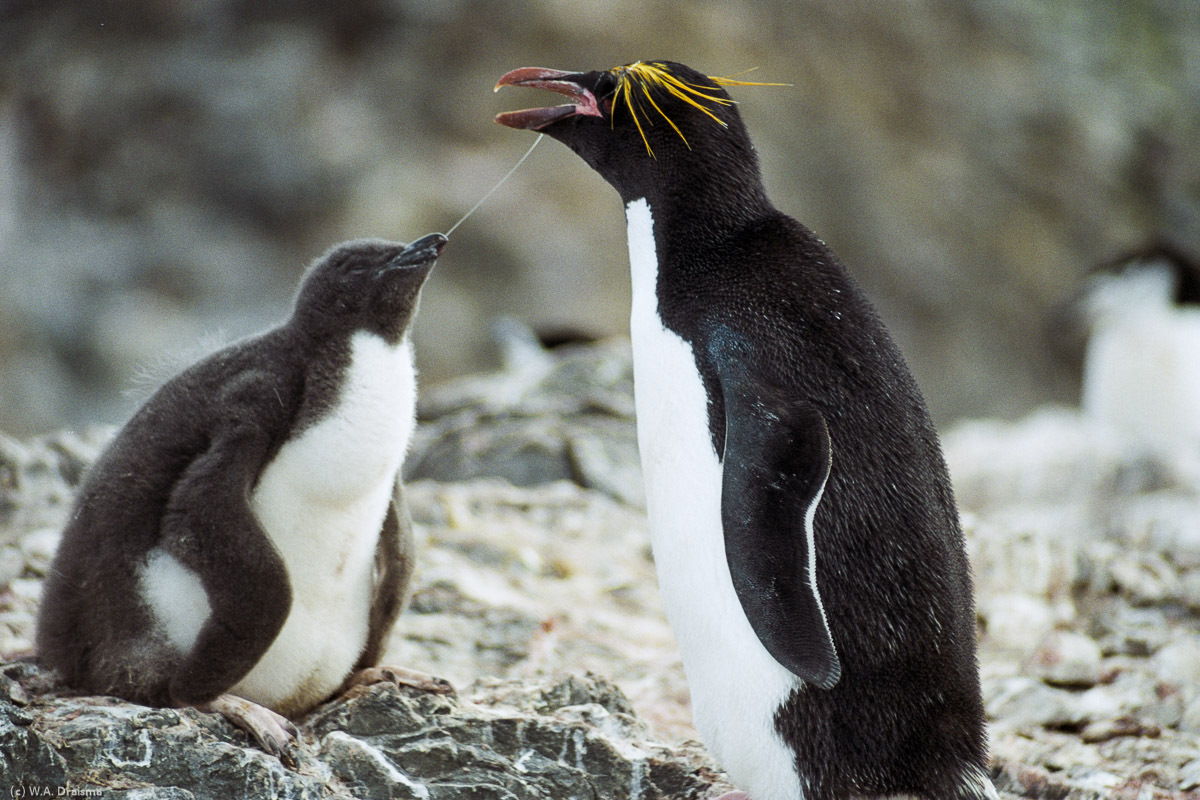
[626,198,806,800]
[138,548,210,654]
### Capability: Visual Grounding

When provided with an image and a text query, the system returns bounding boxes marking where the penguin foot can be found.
[711,793,751,800]
[203,693,300,767]
[343,665,456,696]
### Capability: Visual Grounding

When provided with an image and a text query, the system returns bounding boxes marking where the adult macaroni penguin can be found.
[496,60,996,800]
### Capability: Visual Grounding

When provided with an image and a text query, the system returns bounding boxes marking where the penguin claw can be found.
[202,694,300,768]
[344,665,456,696]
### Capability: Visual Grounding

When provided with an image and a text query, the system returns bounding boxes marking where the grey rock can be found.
[4,667,726,800]
[1089,602,1172,658]
[382,478,680,730]
[0,428,113,547]
[1181,570,1200,612]
[1151,637,1200,688]
[1,697,68,793]
[566,432,645,510]
[310,674,725,800]
[978,593,1057,655]
[1181,758,1200,791]
[1181,696,1200,735]
[985,677,1083,731]
[19,527,61,576]
[406,339,642,506]
[1105,552,1181,606]
[0,545,23,586]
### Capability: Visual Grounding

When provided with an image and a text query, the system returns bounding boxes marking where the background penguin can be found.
[35,233,449,760]
[496,62,995,800]
[1072,244,1200,448]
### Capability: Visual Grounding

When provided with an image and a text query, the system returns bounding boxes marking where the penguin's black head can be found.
[496,60,772,207]
[293,234,446,344]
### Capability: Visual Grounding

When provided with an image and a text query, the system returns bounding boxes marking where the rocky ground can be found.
[3,338,1200,798]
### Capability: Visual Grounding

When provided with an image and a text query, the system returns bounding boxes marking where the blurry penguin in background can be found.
[1073,243,1200,448]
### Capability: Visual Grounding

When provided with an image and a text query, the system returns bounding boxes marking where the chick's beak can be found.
[385,233,447,272]
[494,68,602,130]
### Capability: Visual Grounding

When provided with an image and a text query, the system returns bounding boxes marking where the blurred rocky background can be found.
[2,0,1199,437]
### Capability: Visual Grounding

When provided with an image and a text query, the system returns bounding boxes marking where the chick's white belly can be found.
[233,476,390,714]
[234,331,415,713]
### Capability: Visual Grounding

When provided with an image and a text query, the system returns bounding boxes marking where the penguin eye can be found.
[593,72,619,97]
[344,257,374,275]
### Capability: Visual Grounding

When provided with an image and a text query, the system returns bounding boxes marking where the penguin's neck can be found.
[626,196,700,342]
[625,178,771,284]
[625,198,660,320]
[622,143,772,244]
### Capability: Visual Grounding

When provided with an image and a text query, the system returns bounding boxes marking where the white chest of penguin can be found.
[234,330,417,710]
[624,199,805,800]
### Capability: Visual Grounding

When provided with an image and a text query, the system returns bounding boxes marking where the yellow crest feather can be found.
[607,61,789,157]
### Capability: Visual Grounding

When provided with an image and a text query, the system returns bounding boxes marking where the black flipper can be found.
[158,395,293,707]
[714,340,841,689]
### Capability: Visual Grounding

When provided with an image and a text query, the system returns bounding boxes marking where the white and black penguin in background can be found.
[1072,244,1200,448]
[35,234,450,761]
[496,61,996,800]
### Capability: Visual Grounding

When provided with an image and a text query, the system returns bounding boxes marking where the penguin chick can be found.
[36,234,449,761]
[497,61,995,800]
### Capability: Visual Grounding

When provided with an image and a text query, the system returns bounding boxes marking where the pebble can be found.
[0,546,24,587]
[1041,738,1103,771]
[1180,758,1200,791]
[1180,696,1200,735]
[1079,716,1159,743]
[981,593,1055,653]
[966,509,1081,603]
[19,527,61,576]
[1106,552,1181,605]
[1181,571,1200,611]
[1074,684,1125,723]
[985,677,1079,730]
[1093,604,1172,657]
[1139,692,1184,730]
[1061,769,1123,794]
[1151,637,1200,687]
[7,579,43,605]
[1026,630,1103,687]
[1115,493,1200,569]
